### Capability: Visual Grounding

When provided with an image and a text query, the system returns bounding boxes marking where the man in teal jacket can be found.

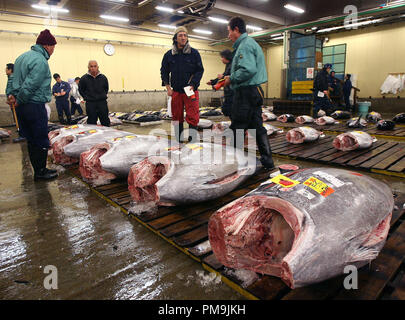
[7,29,58,180]
[224,17,275,170]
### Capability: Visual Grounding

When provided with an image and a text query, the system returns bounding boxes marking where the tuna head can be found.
[208,168,394,288]
[128,143,257,211]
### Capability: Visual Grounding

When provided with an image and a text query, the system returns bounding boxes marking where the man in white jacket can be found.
[69,77,84,116]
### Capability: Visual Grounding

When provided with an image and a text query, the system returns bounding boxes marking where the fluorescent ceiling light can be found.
[284,4,305,14]
[247,25,263,31]
[156,6,174,13]
[100,15,129,22]
[208,16,228,24]
[158,24,176,29]
[177,10,184,14]
[193,29,213,35]
[270,33,282,37]
[272,36,284,40]
[31,4,69,13]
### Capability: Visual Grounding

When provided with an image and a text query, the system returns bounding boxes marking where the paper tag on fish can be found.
[270,175,300,189]
[66,125,79,129]
[88,129,97,134]
[186,144,203,151]
[125,135,136,139]
[318,91,325,98]
[304,177,335,197]
[113,137,123,142]
[353,131,364,134]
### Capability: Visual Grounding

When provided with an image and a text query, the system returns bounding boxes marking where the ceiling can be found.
[1,0,405,42]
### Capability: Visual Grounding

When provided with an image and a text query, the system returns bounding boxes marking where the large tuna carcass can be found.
[286,127,323,144]
[127,142,258,214]
[315,116,336,126]
[79,135,174,186]
[263,112,277,122]
[295,116,314,124]
[53,128,131,165]
[208,168,394,288]
[0,128,11,138]
[347,117,368,128]
[333,131,375,151]
[78,116,123,126]
[48,124,108,146]
[277,114,295,123]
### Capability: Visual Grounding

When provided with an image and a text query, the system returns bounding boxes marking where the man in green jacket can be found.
[7,29,58,180]
[224,17,275,170]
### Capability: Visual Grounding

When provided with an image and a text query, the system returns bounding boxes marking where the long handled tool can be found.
[11,102,25,143]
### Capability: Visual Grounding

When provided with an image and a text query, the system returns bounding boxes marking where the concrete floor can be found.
[1,121,404,300]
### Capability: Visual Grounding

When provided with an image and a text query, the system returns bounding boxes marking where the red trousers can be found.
[171,90,200,126]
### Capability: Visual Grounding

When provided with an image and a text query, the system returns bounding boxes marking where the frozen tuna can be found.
[331,111,351,120]
[315,116,336,126]
[393,113,405,123]
[295,116,315,124]
[367,112,382,123]
[208,168,394,288]
[128,142,257,213]
[263,112,277,122]
[79,135,173,185]
[0,128,11,138]
[347,117,368,128]
[377,120,395,131]
[286,127,323,144]
[277,114,295,123]
[198,119,213,129]
[53,128,131,165]
[333,131,374,151]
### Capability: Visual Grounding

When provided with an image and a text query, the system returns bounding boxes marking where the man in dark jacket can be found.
[7,29,58,180]
[79,60,110,127]
[52,73,71,124]
[160,26,204,143]
[208,49,233,117]
[313,64,334,116]
[343,74,353,112]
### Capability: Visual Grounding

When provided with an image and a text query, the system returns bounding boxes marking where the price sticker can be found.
[304,177,335,197]
[270,175,300,189]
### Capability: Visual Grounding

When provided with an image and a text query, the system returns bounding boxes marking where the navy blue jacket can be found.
[161,44,204,93]
[343,79,352,96]
[314,70,329,93]
[52,81,71,102]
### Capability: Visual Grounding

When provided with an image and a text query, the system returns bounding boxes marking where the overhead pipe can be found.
[210,2,405,46]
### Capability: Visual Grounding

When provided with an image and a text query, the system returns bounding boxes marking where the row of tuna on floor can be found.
[47,123,395,289]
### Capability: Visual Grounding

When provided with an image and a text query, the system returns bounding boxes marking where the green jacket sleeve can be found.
[16,58,49,105]
[230,44,258,85]
[5,74,14,96]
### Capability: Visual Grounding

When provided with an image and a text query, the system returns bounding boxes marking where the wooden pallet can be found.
[67,166,405,300]
[270,121,405,141]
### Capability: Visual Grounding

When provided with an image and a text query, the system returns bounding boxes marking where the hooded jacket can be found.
[10,44,52,105]
[160,42,204,93]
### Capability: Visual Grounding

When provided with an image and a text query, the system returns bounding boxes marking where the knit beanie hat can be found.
[36,29,57,46]
[174,26,188,36]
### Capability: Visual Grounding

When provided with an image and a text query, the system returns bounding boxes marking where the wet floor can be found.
[0,136,245,300]
[1,121,404,300]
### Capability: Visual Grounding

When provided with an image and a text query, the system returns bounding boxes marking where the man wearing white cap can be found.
[160,26,204,143]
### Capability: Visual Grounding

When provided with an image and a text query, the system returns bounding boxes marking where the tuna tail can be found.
[347,213,392,263]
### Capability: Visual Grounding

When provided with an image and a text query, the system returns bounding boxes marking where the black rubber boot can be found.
[174,123,184,143]
[58,115,65,125]
[256,133,275,170]
[66,114,72,125]
[28,144,58,180]
[188,125,198,143]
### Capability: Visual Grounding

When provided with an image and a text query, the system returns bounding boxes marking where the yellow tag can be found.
[125,135,136,139]
[353,131,364,134]
[186,144,203,151]
[88,129,97,134]
[304,177,335,197]
[113,137,122,142]
[270,175,300,189]
[66,125,79,129]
